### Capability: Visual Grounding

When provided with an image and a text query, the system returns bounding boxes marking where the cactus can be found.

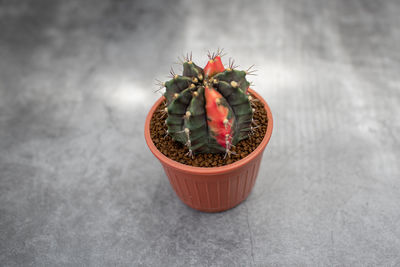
[161,51,256,157]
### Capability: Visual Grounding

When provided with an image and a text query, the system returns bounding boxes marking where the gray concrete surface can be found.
[1,0,400,266]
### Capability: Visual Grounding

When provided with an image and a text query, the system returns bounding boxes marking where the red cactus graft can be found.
[204,56,225,77]
[204,85,234,149]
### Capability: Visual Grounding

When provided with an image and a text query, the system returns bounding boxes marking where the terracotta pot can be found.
[144,89,273,212]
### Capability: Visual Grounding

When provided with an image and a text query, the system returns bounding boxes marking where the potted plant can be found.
[144,50,273,212]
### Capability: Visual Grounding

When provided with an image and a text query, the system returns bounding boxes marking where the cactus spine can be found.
[162,51,254,156]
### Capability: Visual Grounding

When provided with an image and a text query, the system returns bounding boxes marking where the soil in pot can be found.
[150,92,268,167]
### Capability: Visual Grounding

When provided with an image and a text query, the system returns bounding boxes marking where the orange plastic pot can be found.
[144,89,273,212]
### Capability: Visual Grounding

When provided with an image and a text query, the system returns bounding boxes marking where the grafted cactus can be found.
[160,51,256,157]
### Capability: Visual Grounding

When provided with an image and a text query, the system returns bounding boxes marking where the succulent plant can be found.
[158,50,257,157]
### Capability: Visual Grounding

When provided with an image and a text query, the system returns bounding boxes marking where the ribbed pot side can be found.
[145,89,273,212]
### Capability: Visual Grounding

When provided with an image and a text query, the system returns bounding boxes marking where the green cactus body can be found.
[163,54,254,156]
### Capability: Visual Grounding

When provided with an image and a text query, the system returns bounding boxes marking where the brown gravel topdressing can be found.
[150,93,268,167]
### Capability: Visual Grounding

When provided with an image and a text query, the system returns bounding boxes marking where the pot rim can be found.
[144,88,273,175]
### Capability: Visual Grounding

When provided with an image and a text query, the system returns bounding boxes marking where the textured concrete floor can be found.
[1,0,400,266]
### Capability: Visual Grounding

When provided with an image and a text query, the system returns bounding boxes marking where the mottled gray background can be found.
[1,0,400,266]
